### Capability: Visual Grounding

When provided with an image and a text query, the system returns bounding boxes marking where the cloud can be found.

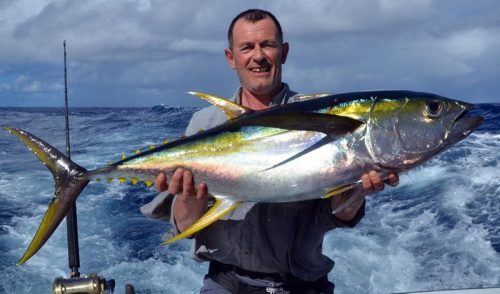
[441,28,499,60]
[15,74,42,92]
[0,83,11,92]
[266,0,434,41]
[0,0,499,106]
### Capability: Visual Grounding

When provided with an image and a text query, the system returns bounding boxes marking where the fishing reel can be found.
[52,274,135,294]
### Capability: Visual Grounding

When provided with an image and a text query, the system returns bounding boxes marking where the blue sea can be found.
[0,104,498,294]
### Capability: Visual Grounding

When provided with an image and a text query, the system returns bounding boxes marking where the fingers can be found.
[154,172,168,192]
[167,169,209,233]
[361,173,372,193]
[387,173,399,187]
[166,168,207,199]
[362,171,399,194]
[369,170,385,191]
[182,169,194,197]
[361,171,382,193]
[168,168,185,195]
[196,182,208,200]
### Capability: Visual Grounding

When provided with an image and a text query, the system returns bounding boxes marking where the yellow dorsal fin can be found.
[144,180,153,187]
[188,91,251,120]
[131,177,139,185]
[135,149,142,155]
[163,197,240,244]
[121,153,127,160]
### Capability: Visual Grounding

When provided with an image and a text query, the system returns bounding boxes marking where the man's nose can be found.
[252,46,266,61]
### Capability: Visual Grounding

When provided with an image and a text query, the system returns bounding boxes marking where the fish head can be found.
[365,92,483,170]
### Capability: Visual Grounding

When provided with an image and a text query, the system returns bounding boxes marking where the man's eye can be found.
[262,42,277,48]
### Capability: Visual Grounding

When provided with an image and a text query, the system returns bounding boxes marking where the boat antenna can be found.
[63,40,81,278]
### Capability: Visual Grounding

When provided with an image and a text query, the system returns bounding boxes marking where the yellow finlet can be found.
[188,91,251,120]
[135,149,142,155]
[149,145,155,150]
[163,197,240,244]
[121,153,127,160]
[144,180,153,187]
[107,178,113,183]
[131,177,139,185]
[118,177,127,184]
[162,139,169,145]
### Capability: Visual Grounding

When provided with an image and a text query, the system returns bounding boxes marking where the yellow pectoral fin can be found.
[162,198,240,244]
[323,181,361,199]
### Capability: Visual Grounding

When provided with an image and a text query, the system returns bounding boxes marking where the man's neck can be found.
[240,85,283,110]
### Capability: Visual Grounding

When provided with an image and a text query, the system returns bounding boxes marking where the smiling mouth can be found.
[249,66,271,73]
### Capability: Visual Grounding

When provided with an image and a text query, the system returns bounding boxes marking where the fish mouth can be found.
[449,104,483,142]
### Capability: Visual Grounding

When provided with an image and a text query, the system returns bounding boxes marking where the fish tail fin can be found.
[4,127,89,265]
[162,198,240,244]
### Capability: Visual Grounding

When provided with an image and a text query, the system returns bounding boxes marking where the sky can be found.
[0,0,499,107]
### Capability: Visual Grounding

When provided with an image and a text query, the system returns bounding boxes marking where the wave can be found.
[0,104,498,293]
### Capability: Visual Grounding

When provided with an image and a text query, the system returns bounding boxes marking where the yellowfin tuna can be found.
[5,90,483,265]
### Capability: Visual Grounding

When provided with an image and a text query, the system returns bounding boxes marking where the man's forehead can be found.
[232,18,280,42]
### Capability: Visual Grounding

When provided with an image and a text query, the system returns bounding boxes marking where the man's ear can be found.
[224,48,237,70]
[281,42,289,64]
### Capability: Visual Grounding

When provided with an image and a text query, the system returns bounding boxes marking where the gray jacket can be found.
[141,84,365,281]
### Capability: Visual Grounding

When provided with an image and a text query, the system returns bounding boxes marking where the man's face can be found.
[225,17,289,98]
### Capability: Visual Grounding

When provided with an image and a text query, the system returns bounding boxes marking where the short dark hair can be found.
[227,9,283,49]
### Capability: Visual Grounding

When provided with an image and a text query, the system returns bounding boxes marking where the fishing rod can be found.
[51,41,135,294]
[63,39,81,279]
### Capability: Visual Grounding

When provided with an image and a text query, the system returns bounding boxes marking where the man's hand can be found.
[332,171,399,222]
[154,169,209,233]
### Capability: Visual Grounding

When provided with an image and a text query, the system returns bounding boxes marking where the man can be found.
[142,9,398,293]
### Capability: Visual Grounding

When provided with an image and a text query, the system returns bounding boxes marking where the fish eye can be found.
[425,100,443,118]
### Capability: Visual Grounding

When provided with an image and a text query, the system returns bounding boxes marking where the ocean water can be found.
[0,104,498,294]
